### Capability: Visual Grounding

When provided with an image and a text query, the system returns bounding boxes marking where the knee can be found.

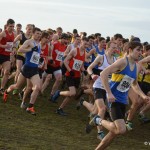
[33,85,41,92]
[46,76,52,82]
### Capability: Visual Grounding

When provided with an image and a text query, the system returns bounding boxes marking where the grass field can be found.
[0,82,150,150]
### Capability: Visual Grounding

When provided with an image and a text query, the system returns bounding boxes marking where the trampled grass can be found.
[0,83,150,150]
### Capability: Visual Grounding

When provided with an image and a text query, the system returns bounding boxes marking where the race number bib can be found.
[117,75,134,92]
[5,42,13,52]
[30,51,40,64]
[56,51,64,61]
[72,59,83,71]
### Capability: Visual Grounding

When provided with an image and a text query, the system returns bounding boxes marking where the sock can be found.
[95,117,102,125]
[126,120,132,123]
[97,129,101,133]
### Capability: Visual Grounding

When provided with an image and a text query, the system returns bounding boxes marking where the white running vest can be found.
[93,54,116,89]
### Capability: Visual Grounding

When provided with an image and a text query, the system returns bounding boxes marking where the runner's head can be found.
[144,44,150,56]
[128,41,143,61]
[41,31,50,44]
[26,24,34,35]
[74,35,81,45]
[16,23,22,33]
[114,33,123,47]
[80,37,89,49]
[32,27,42,41]
[87,35,94,47]
[60,33,69,45]
[6,18,15,32]
[98,37,106,49]
[106,41,117,55]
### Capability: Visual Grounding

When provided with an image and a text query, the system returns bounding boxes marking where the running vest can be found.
[137,55,150,83]
[84,45,95,67]
[0,30,14,56]
[66,48,85,78]
[51,41,67,67]
[25,42,41,67]
[39,44,49,69]
[17,33,30,56]
[110,57,137,104]
[93,54,116,89]
[141,63,150,83]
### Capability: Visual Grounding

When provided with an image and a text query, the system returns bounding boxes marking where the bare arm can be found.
[13,34,22,45]
[139,56,150,64]
[64,49,76,72]
[87,55,103,75]
[18,40,33,53]
[64,44,71,57]
[138,56,150,74]
[0,31,6,48]
[86,48,96,57]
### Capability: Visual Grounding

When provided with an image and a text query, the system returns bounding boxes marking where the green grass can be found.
[0,83,150,150]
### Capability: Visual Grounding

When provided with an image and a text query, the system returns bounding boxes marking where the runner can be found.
[85,41,117,139]
[3,27,42,115]
[51,37,89,116]
[41,33,68,97]
[87,41,150,150]
[0,19,16,93]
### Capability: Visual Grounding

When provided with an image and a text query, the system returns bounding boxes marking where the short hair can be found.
[60,33,69,39]
[128,41,142,50]
[16,23,22,28]
[82,37,89,42]
[95,33,101,38]
[56,27,62,31]
[122,38,129,44]
[88,35,95,40]
[145,44,150,51]
[33,27,41,33]
[106,36,110,43]
[114,33,123,40]
[7,19,15,25]
[41,31,49,39]
[73,29,78,34]
[98,37,105,42]
[143,42,148,46]
[83,32,87,37]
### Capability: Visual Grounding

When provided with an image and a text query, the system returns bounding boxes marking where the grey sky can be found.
[0,0,150,42]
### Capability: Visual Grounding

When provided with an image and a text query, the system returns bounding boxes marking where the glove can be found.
[39,57,44,63]
[70,70,75,77]
[32,46,38,51]
[49,59,53,64]
[83,70,88,76]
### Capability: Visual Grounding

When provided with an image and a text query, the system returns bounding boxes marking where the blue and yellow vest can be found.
[110,57,137,104]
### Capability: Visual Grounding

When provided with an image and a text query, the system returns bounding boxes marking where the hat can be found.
[131,37,141,42]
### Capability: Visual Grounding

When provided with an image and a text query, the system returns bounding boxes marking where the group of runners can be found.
[0,19,150,150]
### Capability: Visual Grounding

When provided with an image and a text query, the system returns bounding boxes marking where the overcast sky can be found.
[0,0,150,42]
